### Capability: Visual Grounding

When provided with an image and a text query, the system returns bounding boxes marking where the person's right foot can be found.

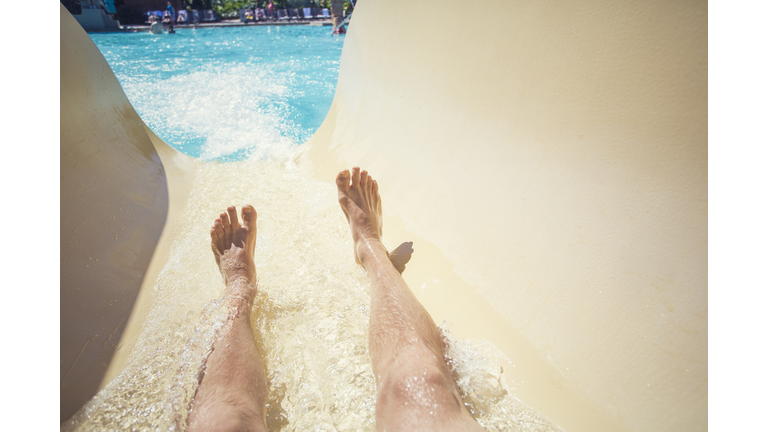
[336,167,388,266]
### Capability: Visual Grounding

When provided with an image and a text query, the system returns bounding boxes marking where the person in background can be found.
[162,10,175,33]
[149,15,164,34]
[267,0,275,20]
[166,2,176,24]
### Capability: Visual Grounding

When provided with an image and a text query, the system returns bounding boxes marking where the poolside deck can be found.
[120,18,334,33]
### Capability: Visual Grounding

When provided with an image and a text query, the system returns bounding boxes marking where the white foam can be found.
[122,63,301,160]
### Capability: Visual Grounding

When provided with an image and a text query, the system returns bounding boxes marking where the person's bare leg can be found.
[187,205,268,432]
[336,168,482,431]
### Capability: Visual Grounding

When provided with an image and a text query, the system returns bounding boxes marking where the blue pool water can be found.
[89,26,344,160]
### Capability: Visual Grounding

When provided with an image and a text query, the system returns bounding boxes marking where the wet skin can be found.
[336,168,482,431]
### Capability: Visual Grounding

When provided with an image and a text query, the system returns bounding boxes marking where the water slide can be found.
[60,1,707,431]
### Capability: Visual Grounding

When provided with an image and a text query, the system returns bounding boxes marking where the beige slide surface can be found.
[60,4,196,422]
[301,1,707,432]
[60,1,706,431]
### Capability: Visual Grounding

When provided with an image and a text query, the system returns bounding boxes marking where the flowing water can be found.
[88,25,342,160]
[63,26,564,432]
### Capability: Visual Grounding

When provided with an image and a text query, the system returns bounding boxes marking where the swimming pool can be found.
[89,25,344,160]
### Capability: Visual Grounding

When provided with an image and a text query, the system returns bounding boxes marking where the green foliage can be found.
[205,0,347,18]
[211,0,249,18]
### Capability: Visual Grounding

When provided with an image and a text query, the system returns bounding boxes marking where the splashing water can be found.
[67,27,566,431]
[90,26,343,160]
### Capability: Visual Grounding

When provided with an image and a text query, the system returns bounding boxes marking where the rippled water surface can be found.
[90,25,343,160]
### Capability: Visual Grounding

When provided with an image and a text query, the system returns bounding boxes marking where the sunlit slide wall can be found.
[301,1,707,432]
[60,0,706,431]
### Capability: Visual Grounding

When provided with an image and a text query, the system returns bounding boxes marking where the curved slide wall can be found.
[60,5,196,421]
[60,0,707,430]
[301,1,707,432]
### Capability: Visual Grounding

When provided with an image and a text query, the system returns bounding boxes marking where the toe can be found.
[214,219,225,239]
[373,180,382,215]
[210,227,220,248]
[351,167,360,188]
[227,205,240,230]
[242,204,257,223]
[360,170,369,191]
[241,205,258,251]
[336,170,351,193]
[241,204,257,233]
[365,173,373,206]
[220,212,230,232]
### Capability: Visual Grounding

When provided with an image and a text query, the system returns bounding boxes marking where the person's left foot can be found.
[210,205,258,304]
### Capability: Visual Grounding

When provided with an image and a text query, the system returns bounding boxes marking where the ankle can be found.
[224,276,256,312]
[220,255,257,285]
[355,238,389,267]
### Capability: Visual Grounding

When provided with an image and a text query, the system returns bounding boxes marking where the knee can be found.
[188,403,266,432]
[210,413,252,432]
[377,359,461,413]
